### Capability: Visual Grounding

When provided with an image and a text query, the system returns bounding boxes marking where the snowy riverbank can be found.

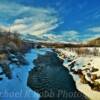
[0,48,52,100]
[75,57,100,100]
[56,48,100,100]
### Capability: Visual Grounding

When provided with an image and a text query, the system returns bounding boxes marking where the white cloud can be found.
[60,30,79,41]
[10,17,59,35]
[43,34,60,40]
[88,27,100,32]
[62,30,79,36]
[0,1,60,35]
[42,30,79,42]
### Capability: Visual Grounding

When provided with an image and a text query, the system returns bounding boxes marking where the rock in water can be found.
[0,63,12,79]
[27,51,88,100]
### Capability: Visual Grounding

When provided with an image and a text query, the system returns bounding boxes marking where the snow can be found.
[76,80,100,100]
[57,48,100,100]
[0,48,51,100]
[68,57,100,100]
[75,57,100,100]
[57,48,77,57]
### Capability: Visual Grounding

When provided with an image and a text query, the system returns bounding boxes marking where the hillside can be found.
[87,37,100,46]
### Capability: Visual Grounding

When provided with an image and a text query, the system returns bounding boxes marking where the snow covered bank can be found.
[56,48,100,100]
[67,57,100,100]
[75,57,100,100]
[0,48,51,100]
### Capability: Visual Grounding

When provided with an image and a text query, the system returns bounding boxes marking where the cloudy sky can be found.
[0,0,100,42]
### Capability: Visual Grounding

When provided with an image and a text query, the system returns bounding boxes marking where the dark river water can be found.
[27,51,88,100]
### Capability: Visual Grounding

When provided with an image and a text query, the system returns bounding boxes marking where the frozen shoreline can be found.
[0,48,52,100]
[56,49,100,100]
[75,57,100,100]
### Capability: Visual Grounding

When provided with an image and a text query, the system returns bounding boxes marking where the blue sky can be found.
[0,0,100,42]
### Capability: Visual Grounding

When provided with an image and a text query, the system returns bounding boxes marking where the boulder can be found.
[91,74,97,81]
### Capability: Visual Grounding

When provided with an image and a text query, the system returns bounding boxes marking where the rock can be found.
[0,77,3,80]
[77,69,83,75]
[36,45,42,49]
[0,63,12,79]
[80,75,88,84]
[8,52,28,66]
[69,61,76,71]
[16,54,28,65]
[91,68,99,72]
[88,81,100,91]
[82,65,86,67]
[87,63,91,66]
[91,74,97,81]
[0,72,4,75]
[67,57,73,62]
[8,53,19,64]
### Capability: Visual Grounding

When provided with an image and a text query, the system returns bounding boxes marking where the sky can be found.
[0,0,100,42]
